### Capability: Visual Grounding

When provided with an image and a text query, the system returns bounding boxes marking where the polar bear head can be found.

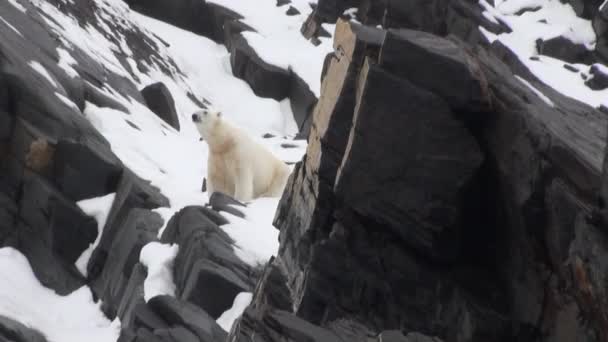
[192,108,222,140]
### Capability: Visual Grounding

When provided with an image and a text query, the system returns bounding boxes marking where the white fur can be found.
[193,109,291,202]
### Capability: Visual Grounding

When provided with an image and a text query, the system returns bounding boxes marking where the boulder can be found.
[87,170,168,284]
[0,316,47,342]
[141,82,180,131]
[148,296,228,342]
[334,58,483,262]
[160,206,257,309]
[566,0,604,19]
[208,191,246,218]
[17,172,96,293]
[585,64,608,90]
[181,259,250,318]
[536,36,594,64]
[52,139,123,201]
[94,209,164,318]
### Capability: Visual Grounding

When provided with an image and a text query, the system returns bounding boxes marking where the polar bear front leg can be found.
[234,165,254,202]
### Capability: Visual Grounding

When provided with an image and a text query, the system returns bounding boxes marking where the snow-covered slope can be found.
[0,0,322,340]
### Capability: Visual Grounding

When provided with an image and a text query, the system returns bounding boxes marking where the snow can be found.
[0,247,120,342]
[57,48,79,78]
[140,242,179,302]
[0,17,23,37]
[7,0,26,13]
[75,194,116,277]
[219,198,283,266]
[133,12,298,136]
[515,75,555,106]
[479,0,608,108]
[208,0,334,97]
[29,61,58,88]
[216,292,253,332]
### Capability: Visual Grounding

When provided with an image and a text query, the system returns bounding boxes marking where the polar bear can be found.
[192,109,291,202]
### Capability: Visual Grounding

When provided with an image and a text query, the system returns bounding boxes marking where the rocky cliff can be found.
[229,1,608,342]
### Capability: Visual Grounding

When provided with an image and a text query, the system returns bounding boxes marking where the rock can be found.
[230,308,344,342]
[0,110,13,142]
[335,58,483,262]
[286,6,300,15]
[160,206,257,307]
[536,36,594,64]
[94,209,164,318]
[52,139,123,201]
[17,172,96,293]
[378,331,443,342]
[125,0,213,39]
[116,263,148,329]
[208,191,246,218]
[585,64,608,90]
[141,82,180,131]
[87,170,168,284]
[0,316,47,342]
[289,74,318,137]
[566,0,604,19]
[223,20,256,51]
[181,259,250,318]
[379,29,491,113]
[230,33,292,100]
[148,296,228,342]
[132,302,170,331]
[592,3,608,38]
[277,0,291,6]
[153,327,199,342]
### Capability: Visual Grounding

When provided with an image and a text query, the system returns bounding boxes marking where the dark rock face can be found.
[230,6,608,341]
[536,36,594,64]
[0,316,47,342]
[141,82,180,131]
[209,192,246,218]
[161,206,257,317]
[586,64,608,90]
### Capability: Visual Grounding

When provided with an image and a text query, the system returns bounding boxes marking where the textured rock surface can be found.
[141,82,180,131]
[228,3,608,341]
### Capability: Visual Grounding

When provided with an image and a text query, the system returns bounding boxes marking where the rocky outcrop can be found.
[0,316,47,342]
[229,2,608,340]
[141,82,180,131]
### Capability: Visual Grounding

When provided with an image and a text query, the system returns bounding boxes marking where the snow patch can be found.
[140,242,179,301]
[75,193,116,277]
[0,247,120,342]
[219,198,282,266]
[207,0,334,97]
[216,292,253,332]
